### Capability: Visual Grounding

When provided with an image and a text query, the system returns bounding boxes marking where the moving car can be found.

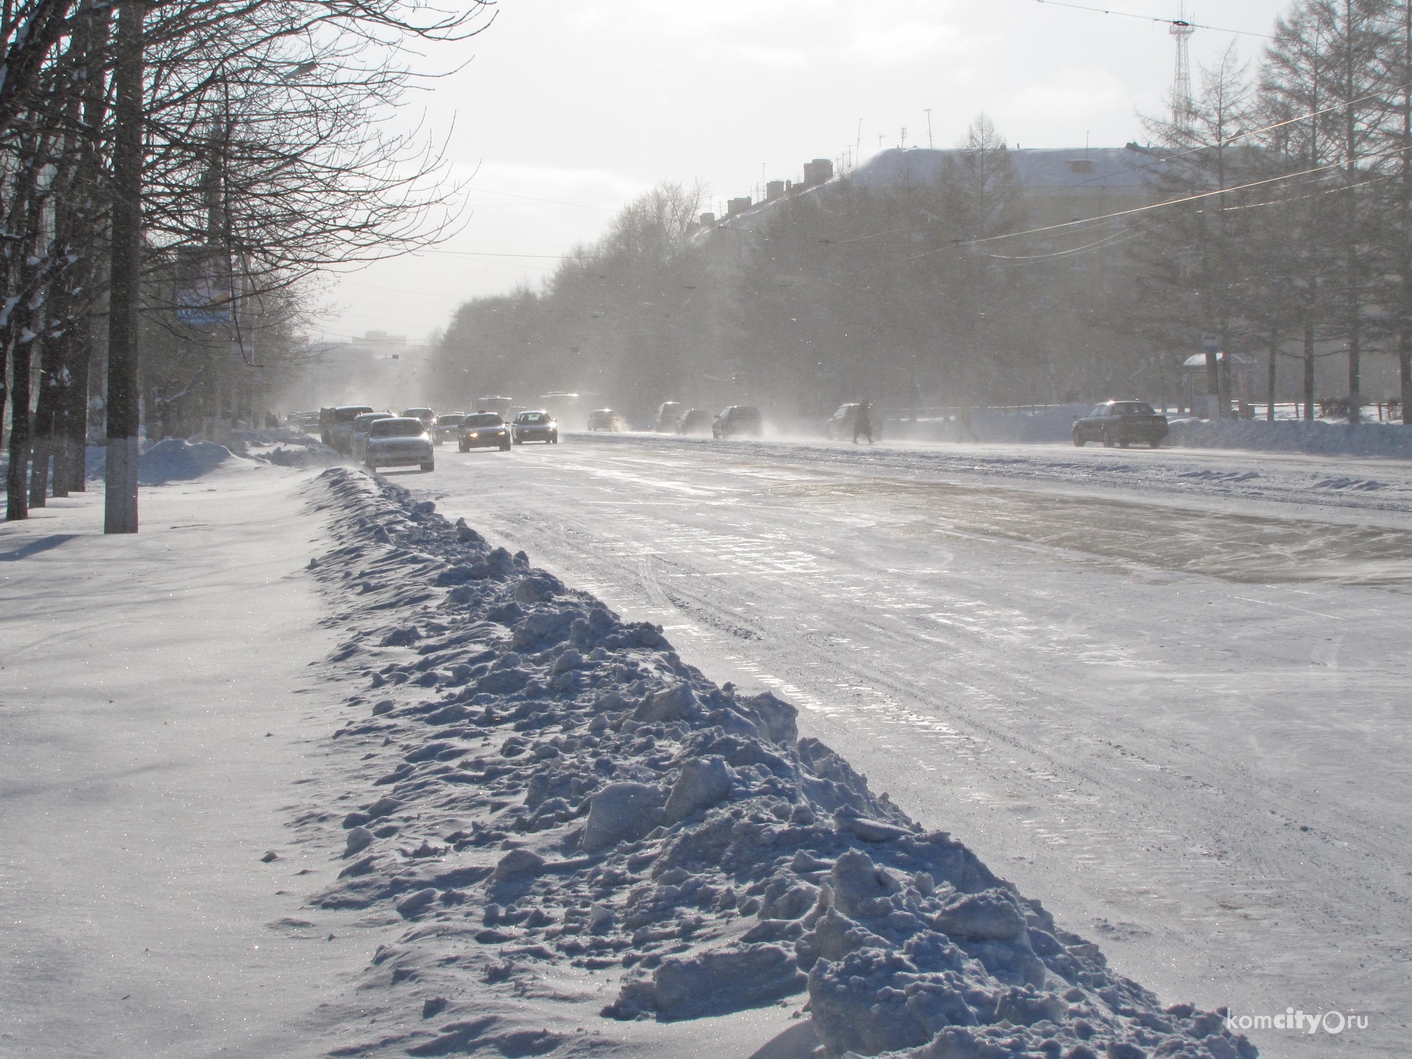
[676,408,713,435]
[655,401,684,432]
[712,405,763,439]
[364,416,434,473]
[458,412,511,451]
[349,411,395,461]
[825,402,881,441]
[512,410,559,444]
[323,404,373,452]
[432,412,466,446]
[402,407,436,432]
[1072,401,1169,448]
[587,408,626,431]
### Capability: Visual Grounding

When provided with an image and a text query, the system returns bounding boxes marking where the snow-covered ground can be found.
[4,431,1408,1057]
[398,432,1412,1058]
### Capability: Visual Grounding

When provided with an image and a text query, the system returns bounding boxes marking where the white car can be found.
[364,417,434,472]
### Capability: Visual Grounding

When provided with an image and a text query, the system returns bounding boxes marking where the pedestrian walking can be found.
[853,399,874,444]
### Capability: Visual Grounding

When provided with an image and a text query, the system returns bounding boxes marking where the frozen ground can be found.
[397,432,1412,1058]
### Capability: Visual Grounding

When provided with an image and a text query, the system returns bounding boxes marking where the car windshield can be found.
[403,408,432,417]
[1113,402,1156,415]
[518,413,550,423]
[371,418,425,438]
[1088,405,1108,417]
[464,414,503,427]
[436,414,464,426]
[355,414,391,429]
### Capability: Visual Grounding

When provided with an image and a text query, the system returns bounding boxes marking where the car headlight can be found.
[469,432,478,438]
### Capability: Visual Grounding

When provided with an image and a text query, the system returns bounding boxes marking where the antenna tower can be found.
[1170,3,1195,131]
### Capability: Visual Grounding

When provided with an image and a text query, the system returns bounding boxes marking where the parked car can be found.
[655,401,684,432]
[324,404,373,452]
[364,417,434,472]
[432,412,466,446]
[712,405,763,439]
[587,408,627,431]
[676,408,713,435]
[458,412,511,451]
[350,411,395,461]
[1072,401,1169,448]
[824,402,881,441]
[402,407,436,431]
[512,410,559,444]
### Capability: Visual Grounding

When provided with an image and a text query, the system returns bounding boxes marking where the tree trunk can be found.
[104,0,144,534]
[1267,330,1279,423]
[6,335,33,521]
[1303,309,1316,422]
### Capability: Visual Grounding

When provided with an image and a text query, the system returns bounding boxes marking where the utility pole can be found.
[924,108,934,149]
[105,0,143,534]
[856,119,863,163]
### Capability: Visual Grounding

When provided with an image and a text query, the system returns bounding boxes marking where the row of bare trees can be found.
[1,0,490,522]
[432,0,1412,429]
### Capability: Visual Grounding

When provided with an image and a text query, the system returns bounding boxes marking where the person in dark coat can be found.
[853,399,874,444]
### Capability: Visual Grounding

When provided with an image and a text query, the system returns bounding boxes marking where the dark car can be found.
[402,407,436,432]
[676,408,713,435]
[458,412,511,451]
[712,405,763,439]
[432,412,466,446]
[1072,401,1169,448]
[512,410,559,444]
[655,401,684,432]
[365,417,434,472]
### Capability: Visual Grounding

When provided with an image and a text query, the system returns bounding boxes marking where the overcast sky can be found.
[318,0,1292,346]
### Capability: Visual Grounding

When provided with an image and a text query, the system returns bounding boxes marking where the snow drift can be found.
[300,467,1257,1059]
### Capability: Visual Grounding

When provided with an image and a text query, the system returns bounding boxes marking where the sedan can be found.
[512,410,559,444]
[433,412,466,446]
[365,416,434,472]
[1072,401,1168,448]
[458,412,511,452]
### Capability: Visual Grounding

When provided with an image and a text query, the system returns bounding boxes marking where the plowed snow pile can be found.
[303,468,1257,1059]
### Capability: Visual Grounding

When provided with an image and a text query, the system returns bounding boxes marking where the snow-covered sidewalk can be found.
[0,463,356,1059]
[2,463,1259,1059]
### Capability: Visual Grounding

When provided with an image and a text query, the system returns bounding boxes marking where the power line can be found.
[1026,0,1273,39]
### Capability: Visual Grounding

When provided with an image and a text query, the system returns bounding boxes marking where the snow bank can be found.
[882,406,1091,445]
[301,467,1257,1059]
[1169,417,1412,458]
[136,438,236,483]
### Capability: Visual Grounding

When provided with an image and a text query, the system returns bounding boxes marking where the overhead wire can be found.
[1026,0,1273,40]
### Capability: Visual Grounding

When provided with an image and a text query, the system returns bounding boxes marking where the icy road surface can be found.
[407,434,1412,1058]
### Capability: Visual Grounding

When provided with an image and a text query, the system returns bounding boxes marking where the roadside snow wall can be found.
[1167,417,1412,458]
[302,467,1256,1059]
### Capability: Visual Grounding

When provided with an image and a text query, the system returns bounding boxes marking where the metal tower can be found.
[1171,4,1195,131]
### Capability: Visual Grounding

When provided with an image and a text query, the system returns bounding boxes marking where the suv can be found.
[656,401,684,432]
[325,404,374,453]
[402,407,436,432]
[712,405,763,439]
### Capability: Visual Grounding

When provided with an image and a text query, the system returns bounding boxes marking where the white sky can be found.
[318,0,1291,345]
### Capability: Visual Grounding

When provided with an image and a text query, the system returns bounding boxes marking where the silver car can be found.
[364,416,434,472]
[349,411,395,461]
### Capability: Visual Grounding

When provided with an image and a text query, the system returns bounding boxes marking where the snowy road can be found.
[406,433,1412,1058]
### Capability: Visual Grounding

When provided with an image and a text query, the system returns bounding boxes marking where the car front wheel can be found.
[421,460,434,472]
[1073,432,1085,447]
[1101,430,1114,448]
